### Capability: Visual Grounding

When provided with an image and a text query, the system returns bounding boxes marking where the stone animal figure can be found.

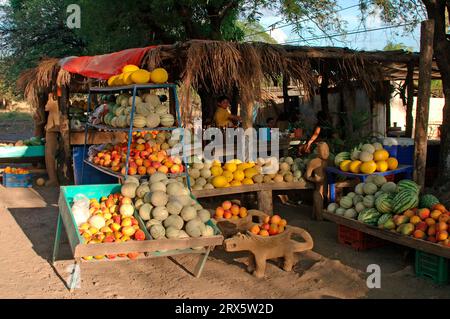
[224,226,314,278]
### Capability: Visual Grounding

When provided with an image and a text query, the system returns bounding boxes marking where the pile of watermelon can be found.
[327,175,450,246]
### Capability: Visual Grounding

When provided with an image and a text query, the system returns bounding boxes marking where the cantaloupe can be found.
[150,172,167,184]
[167,182,188,196]
[136,184,150,198]
[189,168,201,179]
[166,200,183,215]
[201,225,214,237]
[185,219,203,238]
[195,177,207,187]
[165,227,180,239]
[139,203,152,221]
[181,206,197,222]
[152,206,169,221]
[160,114,175,127]
[134,198,144,210]
[121,183,138,198]
[170,195,192,207]
[252,174,264,183]
[203,183,214,190]
[164,215,184,230]
[178,230,189,238]
[150,224,165,239]
[146,114,160,128]
[197,209,211,223]
[150,191,169,207]
[150,181,166,193]
[145,219,161,229]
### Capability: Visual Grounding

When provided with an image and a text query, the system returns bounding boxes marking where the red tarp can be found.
[60,46,156,80]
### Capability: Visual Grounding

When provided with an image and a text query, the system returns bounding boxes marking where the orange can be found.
[224,211,232,219]
[432,203,447,213]
[425,218,436,226]
[239,207,248,218]
[258,229,270,237]
[222,201,232,210]
[230,205,240,216]
[437,221,448,232]
[410,215,421,225]
[215,207,224,219]
[438,214,450,223]
[437,231,448,241]
[270,215,282,225]
[431,210,442,220]
[279,219,287,228]
[413,229,426,239]
[250,225,260,235]
[386,158,398,170]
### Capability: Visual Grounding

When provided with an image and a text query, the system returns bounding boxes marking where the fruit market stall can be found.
[54,177,224,290]
[0,137,45,164]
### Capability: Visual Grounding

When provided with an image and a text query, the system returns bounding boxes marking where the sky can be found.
[259,0,422,52]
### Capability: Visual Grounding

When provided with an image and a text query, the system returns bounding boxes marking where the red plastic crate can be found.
[337,225,386,251]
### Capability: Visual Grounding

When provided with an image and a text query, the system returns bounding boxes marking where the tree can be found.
[383,41,413,52]
[237,21,277,43]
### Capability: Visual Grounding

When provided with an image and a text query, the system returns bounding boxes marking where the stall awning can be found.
[59,46,156,80]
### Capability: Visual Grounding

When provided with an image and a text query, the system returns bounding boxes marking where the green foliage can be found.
[383,41,413,52]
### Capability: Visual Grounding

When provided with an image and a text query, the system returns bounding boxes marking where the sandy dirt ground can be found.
[0,186,449,299]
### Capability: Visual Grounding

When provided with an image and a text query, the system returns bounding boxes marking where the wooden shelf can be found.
[323,211,450,259]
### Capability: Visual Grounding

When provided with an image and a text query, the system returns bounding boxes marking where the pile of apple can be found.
[91,130,184,176]
[249,214,287,237]
[214,200,248,220]
[78,193,146,260]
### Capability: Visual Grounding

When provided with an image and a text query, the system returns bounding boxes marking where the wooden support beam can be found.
[413,20,434,189]
[319,64,330,114]
[405,62,415,138]
[282,74,289,114]
[59,86,74,185]
[384,81,391,133]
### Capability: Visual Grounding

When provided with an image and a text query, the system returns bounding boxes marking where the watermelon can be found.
[358,208,381,225]
[355,183,365,195]
[419,194,440,209]
[397,180,420,194]
[363,182,378,195]
[377,213,393,226]
[363,195,375,208]
[381,182,398,194]
[375,193,393,214]
[392,189,419,214]
[334,152,351,166]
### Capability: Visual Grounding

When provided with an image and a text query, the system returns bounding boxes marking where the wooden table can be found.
[326,165,414,202]
[323,211,450,259]
[192,181,314,215]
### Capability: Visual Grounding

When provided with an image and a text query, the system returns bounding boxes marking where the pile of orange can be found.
[214,201,248,220]
[250,214,287,237]
[4,167,29,174]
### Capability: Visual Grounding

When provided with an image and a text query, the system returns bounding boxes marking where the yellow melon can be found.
[122,64,140,73]
[376,160,388,172]
[230,180,242,187]
[244,167,258,179]
[223,162,237,173]
[339,160,352,172]
[212,176,228,188]
[150,68,169,84]
[233,170,245,182]
[242,178,254,185]
[107,75,118,86]
[222,170,234,182]
[373,149,389,161]
[349,160,362,174]
[122,71,134,85]
[131,69,151,84]
[210,166,223,177]
[360,160,377,174]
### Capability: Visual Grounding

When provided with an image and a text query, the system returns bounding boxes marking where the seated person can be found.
[213,96,241,128]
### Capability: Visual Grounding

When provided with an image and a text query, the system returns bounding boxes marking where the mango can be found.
[384,219,396,230]
[398,223,415,236]
[394,215,409,226]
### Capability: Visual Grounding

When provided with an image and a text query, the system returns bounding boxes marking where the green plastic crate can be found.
[415,250,449,285]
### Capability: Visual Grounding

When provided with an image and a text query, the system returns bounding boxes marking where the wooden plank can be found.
[263,181,313,191]
[58,192,81,255]
[74,235,223,257]
[413,20,435,189]
[192,184,262,198]
[257,189,273,215]
[323,211,450,259]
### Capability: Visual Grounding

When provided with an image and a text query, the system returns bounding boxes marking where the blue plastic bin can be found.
[383,145,397,158]
[2,173,32,188]
[397,145,414,165]
[72,146,119,185]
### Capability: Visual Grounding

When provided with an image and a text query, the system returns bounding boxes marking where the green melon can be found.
[375,193,393,214]
[397,180,420,194]
[392,189,419,214]
[419,194,440,209]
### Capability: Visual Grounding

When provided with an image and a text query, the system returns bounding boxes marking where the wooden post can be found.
[58,86,74,185]
[413,20,434,189]
[384,81,391,133]
[282,75,289,114]
[257,190,273,215]
[319,64,329,113]
[405,62,415,138]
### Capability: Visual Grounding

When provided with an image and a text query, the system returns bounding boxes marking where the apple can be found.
[261,223,270,231]
[100,226,113,233]
[121,218,132,227]
[103,235,115,243]
[152,161,162,169]
[111,222,121,232]
[158,166,169,174]
[134,230,146,241]
[170,164,181,174]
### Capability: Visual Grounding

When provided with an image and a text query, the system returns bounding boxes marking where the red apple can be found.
[134,230,145,241]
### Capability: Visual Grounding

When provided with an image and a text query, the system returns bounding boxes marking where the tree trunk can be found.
[198,87,215,127]
[405,62,415,138]
[422,0,450,184]
[58,86,73,185]
[282,75,289,114]
[413,20,434,189]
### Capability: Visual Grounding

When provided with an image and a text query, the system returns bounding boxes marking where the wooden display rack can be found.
[53,184,224,291]
[323,211,450,259]
[191,181,314,215]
